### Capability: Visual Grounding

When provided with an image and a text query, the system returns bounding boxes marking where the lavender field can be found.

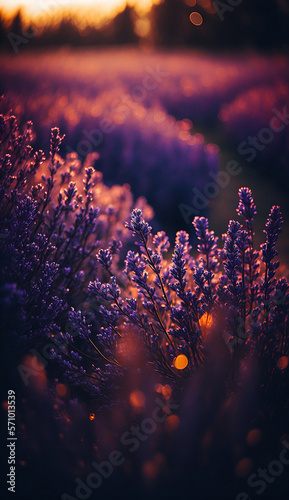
[1,8,289,500]
[1,48,289,254]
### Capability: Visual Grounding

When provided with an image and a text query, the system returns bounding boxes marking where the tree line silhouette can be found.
[0,0,288,52]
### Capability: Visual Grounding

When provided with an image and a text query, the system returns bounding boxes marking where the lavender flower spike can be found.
[223,220,242,290]
[261,205,283,324]
[50,127,65,160]
[261,206,283,275]
[96,248,113,272]
[263,205,283,252]
[193,216,219,272]
[237,187,257,228]
[125,208,152,243]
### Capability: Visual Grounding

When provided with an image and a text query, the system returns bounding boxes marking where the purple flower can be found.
[223,221,242,282]
[153,231,170,254]
[96,248,113,272]
[261,206,283,324]
[50,127,65,160]
[237,187,257,228]
[125,208,152,243]
[193,217,219,273]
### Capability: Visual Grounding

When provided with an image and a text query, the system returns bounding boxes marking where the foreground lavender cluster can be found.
[84,187,289,391]
[0,110,153,400]
[1,108,288,409]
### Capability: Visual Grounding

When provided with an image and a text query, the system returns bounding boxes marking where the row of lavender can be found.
[2,49,287,123]
[1,86,218,231]
[1,50,288,230]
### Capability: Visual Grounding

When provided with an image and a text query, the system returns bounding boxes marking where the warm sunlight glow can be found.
[0,0,161,25]
[199,312,213,330]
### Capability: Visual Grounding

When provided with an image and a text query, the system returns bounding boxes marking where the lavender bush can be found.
[81,187,288,394]
[1,103,289,500]
[1,105,288,403]
[0,107,153,402]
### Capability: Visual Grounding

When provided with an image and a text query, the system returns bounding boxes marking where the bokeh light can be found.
[165,414,180,432]
[189,11,203,26]
[246,429,262,447]
[277,356,289,370]
[56,383,67,397]
[129,390,146,411]
[174,354,189,370]
[235,458,253,478]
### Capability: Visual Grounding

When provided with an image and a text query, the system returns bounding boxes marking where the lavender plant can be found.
[0,107,152,402]
[1,106,288,411]
[81,187,288,401]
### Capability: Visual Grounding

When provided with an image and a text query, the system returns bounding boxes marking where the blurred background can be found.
[0,0,289,49]
[0,2,289,253]
[1,2,289,235]
[0,0,289,250]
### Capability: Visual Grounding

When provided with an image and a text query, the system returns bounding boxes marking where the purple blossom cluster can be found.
[84,187,289,399]
[0,107,152,400]
[1,105,289,500]
[1,105,288,410]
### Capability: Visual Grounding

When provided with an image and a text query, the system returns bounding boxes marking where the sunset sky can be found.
[0,0,158,20]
